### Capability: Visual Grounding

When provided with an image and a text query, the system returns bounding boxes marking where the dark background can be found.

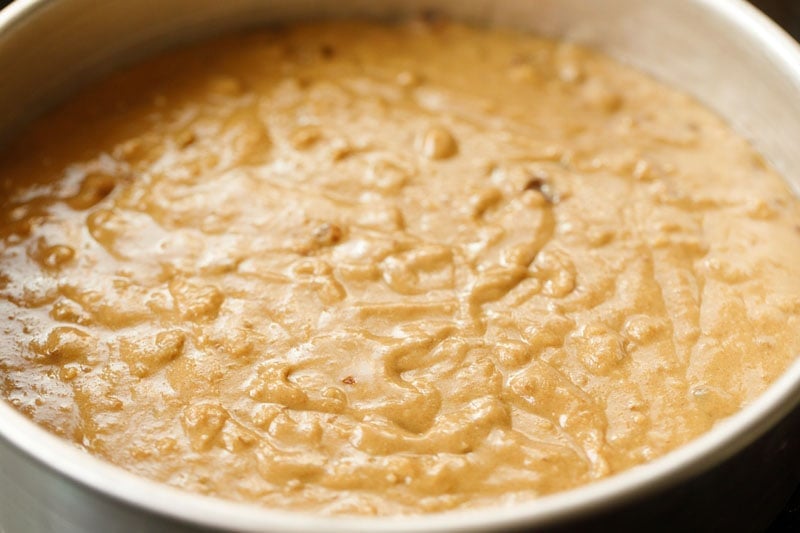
[0,0,799,531]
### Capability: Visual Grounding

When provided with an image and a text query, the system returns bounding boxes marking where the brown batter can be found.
[1,20,799,515]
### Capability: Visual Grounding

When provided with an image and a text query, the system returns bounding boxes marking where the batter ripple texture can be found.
[1,20,800,515]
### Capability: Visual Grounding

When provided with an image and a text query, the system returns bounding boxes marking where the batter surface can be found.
[1,20,800,515]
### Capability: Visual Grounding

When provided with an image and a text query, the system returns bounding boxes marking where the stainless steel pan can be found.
[1,1,800,531]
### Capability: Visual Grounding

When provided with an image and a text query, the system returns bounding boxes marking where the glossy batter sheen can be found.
[1,20,800,515]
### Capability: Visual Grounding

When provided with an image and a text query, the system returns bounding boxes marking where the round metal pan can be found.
[1,1,800,531]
